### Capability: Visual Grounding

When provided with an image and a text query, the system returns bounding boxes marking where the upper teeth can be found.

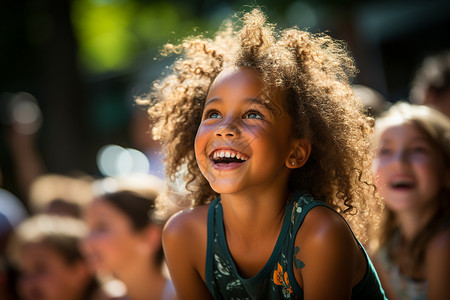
[213,150,246,161]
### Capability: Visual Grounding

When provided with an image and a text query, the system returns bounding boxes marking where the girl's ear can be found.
[286,138,311,169]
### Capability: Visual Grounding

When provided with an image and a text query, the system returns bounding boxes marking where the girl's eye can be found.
[377,147,392,157]
[203,110,222,120]
[243,110,263,119]
[209,112,221,119]
[411,146,428,154]
[92,222,110,233]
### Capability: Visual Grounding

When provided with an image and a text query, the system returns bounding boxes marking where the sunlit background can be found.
[1,0,450,202]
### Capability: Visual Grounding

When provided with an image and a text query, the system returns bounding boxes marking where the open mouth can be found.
[210,149,249,165]
[390,179,415,189]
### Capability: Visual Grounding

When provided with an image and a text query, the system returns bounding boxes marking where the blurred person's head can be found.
[372,102,450,272]
[82,189,165,276]
[28,174,94,218]
[7,214,100,300]
[353,84,388,118]
[410,50,450,118]
[373,102,450,211]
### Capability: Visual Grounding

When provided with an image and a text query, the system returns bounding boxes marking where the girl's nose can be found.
[392,149,409,165]
[214,118,240,137]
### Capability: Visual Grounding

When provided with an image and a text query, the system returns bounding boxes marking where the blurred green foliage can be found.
[69,0,329,74]
[71,0,210,73]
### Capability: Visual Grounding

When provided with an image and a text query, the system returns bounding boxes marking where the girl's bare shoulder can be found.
[162,204,213,298]
[297,205,356,248]
[292,206,367,296]
[163,204,210,242]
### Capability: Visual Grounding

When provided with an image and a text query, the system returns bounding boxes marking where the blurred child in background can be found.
[371,102,450,299]
[7,214,107,300]
[82,176,175,300]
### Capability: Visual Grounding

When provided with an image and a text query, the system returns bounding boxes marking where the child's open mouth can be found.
[210,149,248,165]
[389,178,415,190]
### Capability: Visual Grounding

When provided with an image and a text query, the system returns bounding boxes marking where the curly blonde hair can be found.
[140,8,379,242]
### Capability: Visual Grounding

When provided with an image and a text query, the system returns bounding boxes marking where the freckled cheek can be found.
[194,132,207,166]
[195,124,216,158]
[194,124,209,147]
[242,123,266,138]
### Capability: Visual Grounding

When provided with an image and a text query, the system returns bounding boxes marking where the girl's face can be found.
[82,199,146,273]
[195,67,296,195]
[372,122,446,213]
[17,244,89,300]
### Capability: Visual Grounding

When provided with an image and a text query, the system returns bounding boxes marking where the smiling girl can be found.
[141,8,386,300]
[371,102,450,300]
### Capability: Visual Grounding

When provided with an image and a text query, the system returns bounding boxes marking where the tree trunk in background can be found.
[37,0,89,173]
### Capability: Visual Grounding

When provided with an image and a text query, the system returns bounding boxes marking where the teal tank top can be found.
[205,190,387,299]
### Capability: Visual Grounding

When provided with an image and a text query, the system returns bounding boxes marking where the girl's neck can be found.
[220,186,291,239]
[396,205,437,241]
[116,261,166,300]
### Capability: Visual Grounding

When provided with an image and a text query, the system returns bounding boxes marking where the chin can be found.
[209,184,235,195]
[208,180,242,195]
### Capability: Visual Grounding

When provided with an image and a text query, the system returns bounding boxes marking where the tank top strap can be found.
[284,191,387,300]
[205,197,220,293]
[284,191,329,297]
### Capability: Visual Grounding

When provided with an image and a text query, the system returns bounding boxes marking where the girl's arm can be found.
[426,227,450,300]
[162,206,213,300]
[294,206,366,300]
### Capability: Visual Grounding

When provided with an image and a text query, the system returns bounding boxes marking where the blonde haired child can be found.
[142,8,386,300]
[372,102,450,300]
